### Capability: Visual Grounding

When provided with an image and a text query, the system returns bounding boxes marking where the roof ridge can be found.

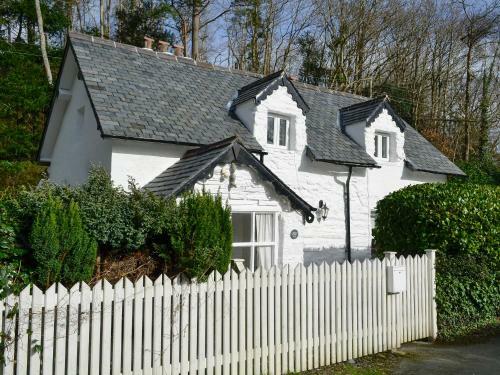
[339,95,387,112]
[68,32,369,101]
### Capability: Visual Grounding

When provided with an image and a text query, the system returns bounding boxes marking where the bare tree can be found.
[34,0,53,85]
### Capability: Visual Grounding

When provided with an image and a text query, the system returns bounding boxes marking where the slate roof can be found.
[404,125,465,176]
[144,137,316,220]
[340,96,406,131]
[56,32,463,175]
[231,70,310,114]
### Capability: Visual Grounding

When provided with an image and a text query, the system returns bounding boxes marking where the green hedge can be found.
[373,183,500,340]
[373,183,499,261]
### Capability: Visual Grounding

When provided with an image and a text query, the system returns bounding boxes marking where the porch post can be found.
[425,249,438,340]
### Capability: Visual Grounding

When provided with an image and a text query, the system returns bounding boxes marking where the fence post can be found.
[384,252,399,348]
[425,249,438,340]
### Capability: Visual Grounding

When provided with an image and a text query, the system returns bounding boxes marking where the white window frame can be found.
[374,132,390,160]
[267,115,289,148]
[232,211,279,271]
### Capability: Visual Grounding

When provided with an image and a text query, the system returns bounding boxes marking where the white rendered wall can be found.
[111,140,192,189]
[235,86,372,264]
[48,78,111,185]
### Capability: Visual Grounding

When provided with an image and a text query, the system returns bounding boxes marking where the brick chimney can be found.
[173,44,184,57]
[143,36,154,50]
[158,40,170,53]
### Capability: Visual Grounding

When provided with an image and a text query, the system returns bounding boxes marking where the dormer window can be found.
[267,115,289,148]
[374,132,389,160]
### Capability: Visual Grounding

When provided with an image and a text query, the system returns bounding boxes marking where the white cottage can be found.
[38,33,465,268]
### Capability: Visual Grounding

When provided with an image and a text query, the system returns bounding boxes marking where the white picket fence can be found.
[1,251,437,375]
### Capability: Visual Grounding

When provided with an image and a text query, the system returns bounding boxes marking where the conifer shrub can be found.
[162,192,232,279]
[30,197,97,288]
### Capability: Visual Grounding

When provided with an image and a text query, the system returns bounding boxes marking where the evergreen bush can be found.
[30,197,97,288]
[163,192,232,279]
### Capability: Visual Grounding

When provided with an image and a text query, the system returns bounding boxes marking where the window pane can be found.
[232,213,252,242]
[267,117,274,144]
[279,119,287,146]
[374,135,379,157]
[255,246,273,270]
[255,213,274,242]
[382,136,388,158]
[232,246,251,269]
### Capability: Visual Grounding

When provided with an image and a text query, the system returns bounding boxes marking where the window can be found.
[266,115,289,147]
[374,133,389,160]
[232,212,277,271]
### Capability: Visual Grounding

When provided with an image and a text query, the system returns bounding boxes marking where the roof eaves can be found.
[306,147,379,168]
[404,159,466,177]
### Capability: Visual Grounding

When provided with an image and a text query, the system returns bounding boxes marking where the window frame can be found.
[374,132,390,160]
[266,114,290,148]
[231,211,279,271]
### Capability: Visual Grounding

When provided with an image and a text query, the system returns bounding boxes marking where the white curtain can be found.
[255,213,274,270]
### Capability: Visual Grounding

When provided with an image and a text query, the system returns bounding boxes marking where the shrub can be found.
[30,196,97,288]
[161,192,232,279]
[373,183,499,261]
[452,158,500,186]
[436,253,500,340]
[374,182,500,340]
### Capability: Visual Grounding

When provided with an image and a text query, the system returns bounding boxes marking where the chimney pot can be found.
[173,44,184,57]
[144,36,154,50]
[158,40,170,53]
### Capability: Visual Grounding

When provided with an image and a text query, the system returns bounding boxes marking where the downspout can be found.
[345,166,353,262]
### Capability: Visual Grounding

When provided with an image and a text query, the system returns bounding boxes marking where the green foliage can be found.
[374,182,500,340]
[115,0,174,48]
[0,160,45,188]
[452,158,500,186]
[435,253,499,340]
[373,183,500,261]
[30,196,96,288]
[0,39,62,161]
[161,191,232,279]
[30,196,63,288]
[74,167,173,251]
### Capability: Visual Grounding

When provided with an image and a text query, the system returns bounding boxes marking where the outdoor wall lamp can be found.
[318,200,329,220]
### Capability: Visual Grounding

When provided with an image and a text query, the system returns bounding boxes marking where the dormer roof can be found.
[231,70,310,114]
[144,137,316,221]
[340,96,406,132]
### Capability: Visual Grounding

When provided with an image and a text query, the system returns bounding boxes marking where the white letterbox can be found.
[387,265,406,294]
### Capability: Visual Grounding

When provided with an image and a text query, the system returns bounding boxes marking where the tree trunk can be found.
[100,0,105,38]
[35,0,53,85]
[463,42,473,161]
[191,2,200,60]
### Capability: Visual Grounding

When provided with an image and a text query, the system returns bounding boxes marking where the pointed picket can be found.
[222,271,231,375]
[318,263,325,367]
[356,261,363,357]
[143,276,154,375]
[16,285,31,375]
[245,270,254,375]
[324,263,330,366]
[281,265,290,374]
[160,275,172,375]
[112,279,125,375]
[30,285,44,375]
[299,264,307,371]
[197,275,208,374]
[260,268,268,374]
[214,271,223,375]
[79,282,92,375]
[189,278,199,375]
[229,270,238,375]
[294,264,302,371]
[90,281,103,375]
[253,268,262,375]
[366,260,373,355]
[122,278,134,375]
[312,264,319,369]
[179,275,190,375]
[55,283,68,375]
[267,266,276,374]
[133,277,145,375]
[152,276,163,372]
[101,280,113,375]
[42,284,56,375]
[274,266,282,375]
[237,269,246,375]
[67,283,81,375]
[340,261,347,362]
[287,264,295,372]
[3,293,17,375]
[352,260,359,359]
[206,272,215,375]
